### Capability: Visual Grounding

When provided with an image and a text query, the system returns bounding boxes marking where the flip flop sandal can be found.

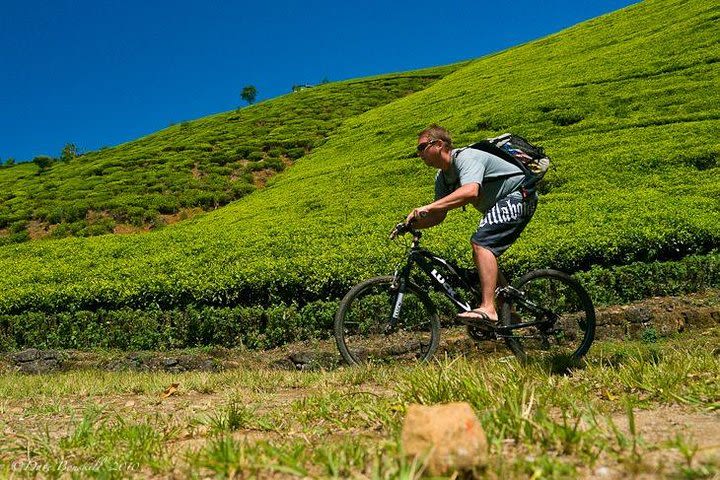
[457,309,498,326]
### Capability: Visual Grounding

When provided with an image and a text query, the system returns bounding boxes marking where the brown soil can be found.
[616,406,720,460]
[159,207,205,226]
[595,289,720,340]
[251,168,278,188]
[85,210,113,222]
[112,208,206,234]
[250,156,294,188]
[229,168,243,182]
[280,155,293,168]
[583,406,720,479]
[26,220,52,240]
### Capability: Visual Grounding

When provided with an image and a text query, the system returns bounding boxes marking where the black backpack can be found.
[466,133,551,188]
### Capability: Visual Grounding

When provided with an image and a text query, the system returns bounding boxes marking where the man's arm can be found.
[406,183,480,228]
[406,209,446,229]
[428,182,480,212]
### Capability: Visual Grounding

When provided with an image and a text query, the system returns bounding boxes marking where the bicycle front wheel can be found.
[334,276,440,365]
[501,269,595,364]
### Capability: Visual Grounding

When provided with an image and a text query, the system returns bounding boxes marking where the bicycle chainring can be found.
[466,324,496,342]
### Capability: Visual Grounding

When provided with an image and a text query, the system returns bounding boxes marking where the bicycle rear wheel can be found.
[500,269,595,365]
[334,276,440,365]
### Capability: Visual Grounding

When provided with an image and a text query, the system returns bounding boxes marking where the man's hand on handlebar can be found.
[389,206,428,239]
[390,204,446,239]
[389,217,423,239]
[389,222,409,240]
[405,206,430,225]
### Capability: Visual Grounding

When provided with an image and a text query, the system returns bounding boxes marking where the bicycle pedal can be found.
[467,325,496,342]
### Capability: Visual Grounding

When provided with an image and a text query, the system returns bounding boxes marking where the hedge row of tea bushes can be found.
[0,175,717,318]
[0,254,716,351]
[0,65,459,242]
[0,0,717,349]
[0,301,337,351]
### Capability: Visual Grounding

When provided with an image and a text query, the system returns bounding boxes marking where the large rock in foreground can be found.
[401,402,488,476]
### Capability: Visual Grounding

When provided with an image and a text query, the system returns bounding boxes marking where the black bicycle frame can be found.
[388,241,554,333]
[388,245,479,328]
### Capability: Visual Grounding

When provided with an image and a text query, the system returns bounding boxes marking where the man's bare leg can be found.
[471,243,499,321]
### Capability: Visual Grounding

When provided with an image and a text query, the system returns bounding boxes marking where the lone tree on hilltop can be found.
[32,155,54,174]
[60,143,78,162]
[241,85,257,105]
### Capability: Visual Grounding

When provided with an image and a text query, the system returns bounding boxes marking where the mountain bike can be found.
[334,221,596,365]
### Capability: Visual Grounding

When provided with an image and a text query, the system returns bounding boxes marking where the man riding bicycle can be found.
[406,124,538,324]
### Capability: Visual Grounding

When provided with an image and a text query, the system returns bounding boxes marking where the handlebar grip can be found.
[389,221,411,239]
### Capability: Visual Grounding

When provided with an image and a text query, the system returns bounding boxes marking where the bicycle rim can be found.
[334,276,440,365]
[501,269,595,366]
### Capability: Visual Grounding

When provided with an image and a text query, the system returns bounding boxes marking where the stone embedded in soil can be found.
[11,349,64,373]
[12,348,42,363]
[595,301,719,340]
[100,354,219,372]
[287,351,339,370]
[17,359,61,374]
[401,402,488,476]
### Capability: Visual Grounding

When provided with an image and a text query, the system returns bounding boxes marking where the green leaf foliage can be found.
[0,0,718,349]
[0,67,456,240]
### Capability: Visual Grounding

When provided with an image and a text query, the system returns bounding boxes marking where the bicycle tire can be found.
[334,276,440,365]
[500,269,595,364]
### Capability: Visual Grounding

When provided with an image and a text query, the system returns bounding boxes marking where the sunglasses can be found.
[416,139,438,154]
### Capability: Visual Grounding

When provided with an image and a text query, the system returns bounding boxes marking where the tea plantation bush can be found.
[0,255,716,351]
[0,0,717,350]
[0,65,459,241]
[0,301,337,351]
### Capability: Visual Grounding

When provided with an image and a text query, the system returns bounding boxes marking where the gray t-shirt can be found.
[434,148,526,213]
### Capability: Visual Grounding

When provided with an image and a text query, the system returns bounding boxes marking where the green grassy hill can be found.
[0,0,718,350]
[0,66,458,243]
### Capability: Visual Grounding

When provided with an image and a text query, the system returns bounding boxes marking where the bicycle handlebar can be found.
[389,215,423,240]
[389,208,431,240]
[389,222,410,240]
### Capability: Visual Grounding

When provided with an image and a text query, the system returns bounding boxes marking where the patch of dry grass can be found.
[0,330,718,478]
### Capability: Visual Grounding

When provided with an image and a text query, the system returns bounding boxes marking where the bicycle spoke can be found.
[335,276,440,365]
[502,270,595,365]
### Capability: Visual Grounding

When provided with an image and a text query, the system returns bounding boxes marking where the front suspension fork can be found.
[388,265,412,332]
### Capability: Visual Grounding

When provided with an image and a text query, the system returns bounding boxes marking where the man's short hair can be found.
[418,124,453,150]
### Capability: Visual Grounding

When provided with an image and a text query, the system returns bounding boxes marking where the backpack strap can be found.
[449,148,468,211]
[466,141,538,189]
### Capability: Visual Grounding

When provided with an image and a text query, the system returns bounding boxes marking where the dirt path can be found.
[584,406,720,479]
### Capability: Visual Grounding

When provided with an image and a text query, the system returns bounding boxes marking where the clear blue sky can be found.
[0,0,639,163]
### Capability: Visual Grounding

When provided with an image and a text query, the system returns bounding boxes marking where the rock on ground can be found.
[401,402,488,476]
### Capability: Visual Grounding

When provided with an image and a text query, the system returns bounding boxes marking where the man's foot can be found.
[457,308,498,326]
